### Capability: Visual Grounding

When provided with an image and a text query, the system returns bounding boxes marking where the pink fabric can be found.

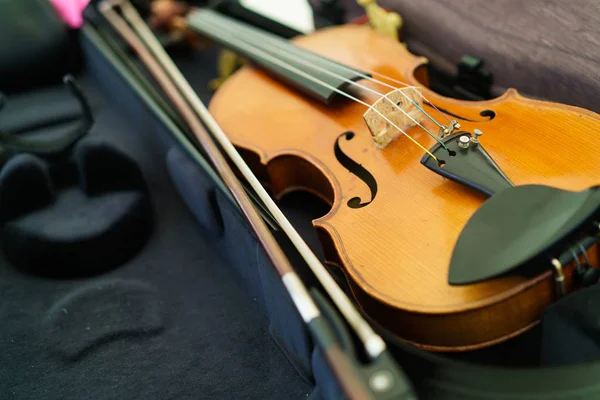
[50,0,91,28]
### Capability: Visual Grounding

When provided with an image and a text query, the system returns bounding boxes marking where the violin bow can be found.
[98,1,416,399]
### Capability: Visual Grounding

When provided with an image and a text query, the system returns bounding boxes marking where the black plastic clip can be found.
[453,55,493,101]
[313,0,346,28]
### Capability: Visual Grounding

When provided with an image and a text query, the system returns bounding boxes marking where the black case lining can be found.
[0,43,313,400]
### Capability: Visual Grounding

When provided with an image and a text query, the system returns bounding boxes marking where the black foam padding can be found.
[0,84,83,135]
[44,279,164,359]
[75,139,148,195]
[541,284,600,366]
[0,140,153,277]
[0,153,55,223]
[2,188,151,277]
[0,0,76,93]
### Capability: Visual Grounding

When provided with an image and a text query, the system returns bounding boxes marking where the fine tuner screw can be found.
[458,135,470,149]
[471,129,483,144]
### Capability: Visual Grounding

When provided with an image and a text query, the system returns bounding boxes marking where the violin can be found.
[156,1,600,352]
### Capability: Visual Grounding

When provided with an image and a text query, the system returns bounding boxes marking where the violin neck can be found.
[185,9,368,104]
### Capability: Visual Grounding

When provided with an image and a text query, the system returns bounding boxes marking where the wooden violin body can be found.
[209,24,600,351]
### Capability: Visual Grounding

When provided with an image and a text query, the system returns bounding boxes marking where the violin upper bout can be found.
[504,88,520,98]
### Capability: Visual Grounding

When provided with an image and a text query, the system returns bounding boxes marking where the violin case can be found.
[1,1,600,399]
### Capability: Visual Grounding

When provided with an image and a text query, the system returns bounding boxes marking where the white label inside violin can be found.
[363,87,425,149]
[240,0,315,34]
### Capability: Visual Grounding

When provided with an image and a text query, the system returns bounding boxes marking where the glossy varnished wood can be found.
[209,25,600,350]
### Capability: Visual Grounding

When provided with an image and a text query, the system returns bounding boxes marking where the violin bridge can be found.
[363,87,424,149]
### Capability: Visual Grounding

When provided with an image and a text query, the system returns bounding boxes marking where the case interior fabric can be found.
[0,48,313,399]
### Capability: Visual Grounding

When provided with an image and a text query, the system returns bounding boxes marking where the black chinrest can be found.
[449,184,600,285]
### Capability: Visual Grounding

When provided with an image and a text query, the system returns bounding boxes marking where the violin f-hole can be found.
[334,131,378,209]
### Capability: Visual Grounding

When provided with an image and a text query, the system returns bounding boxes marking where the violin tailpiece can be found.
[420,131,513,197]
[363,87,423,149]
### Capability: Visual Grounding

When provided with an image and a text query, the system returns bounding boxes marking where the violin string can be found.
[199,9,451,126]
[363,70,452,123]
[192,16,438,159]
[191,16,439,160]
[196,13,449,151]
